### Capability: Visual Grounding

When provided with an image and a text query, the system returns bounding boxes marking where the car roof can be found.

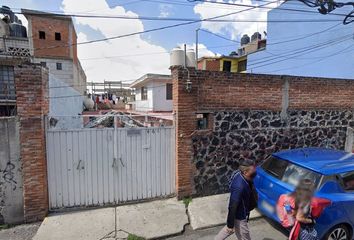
[272,147,354,175]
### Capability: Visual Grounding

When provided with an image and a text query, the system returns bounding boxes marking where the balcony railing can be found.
[0,37,30,58]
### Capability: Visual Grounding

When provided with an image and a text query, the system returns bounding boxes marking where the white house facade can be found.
[247,1,354,79]
[130,74,173,112]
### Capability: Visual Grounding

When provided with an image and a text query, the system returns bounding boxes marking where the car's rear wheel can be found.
[324,224,351,240]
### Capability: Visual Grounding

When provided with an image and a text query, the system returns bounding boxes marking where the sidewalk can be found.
[31,194,261,240]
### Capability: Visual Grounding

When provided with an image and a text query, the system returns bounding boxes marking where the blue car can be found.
[254,147,354,240]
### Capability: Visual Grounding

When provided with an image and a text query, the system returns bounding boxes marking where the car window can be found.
[261,156,288,180]
[281,163,322,188]
[340,171,354,191]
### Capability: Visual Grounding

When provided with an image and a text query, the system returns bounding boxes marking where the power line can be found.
[188,0,348,17]
[61,22,342,62]
[79,43,237,61]
[13,10,343,22]
[248,35,353,70]
[22,1,278,52]
[265,43,354,73]
[248,33,353,66]
[199,29,240,43]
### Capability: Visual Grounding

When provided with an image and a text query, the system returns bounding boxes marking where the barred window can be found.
[166,83,173,100]
[141,87,148,100]
[0,66,15,101]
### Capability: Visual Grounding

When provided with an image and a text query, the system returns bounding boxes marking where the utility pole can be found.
[195,28,200,68]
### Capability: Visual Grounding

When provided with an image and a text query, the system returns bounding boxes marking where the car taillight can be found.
[311,197,332,218]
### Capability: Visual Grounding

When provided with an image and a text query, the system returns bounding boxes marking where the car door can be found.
[338,171,354,225]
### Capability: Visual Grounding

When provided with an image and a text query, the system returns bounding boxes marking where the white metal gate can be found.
[46,127,175,209]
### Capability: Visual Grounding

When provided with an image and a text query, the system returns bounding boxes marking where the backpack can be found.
[276,194,296,228]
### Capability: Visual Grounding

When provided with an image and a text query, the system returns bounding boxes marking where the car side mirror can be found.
[319,180,344,193]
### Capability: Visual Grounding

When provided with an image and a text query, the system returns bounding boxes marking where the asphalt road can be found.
[168,217,288,240]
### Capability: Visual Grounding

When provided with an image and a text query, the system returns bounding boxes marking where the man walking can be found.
[215,159,258,240]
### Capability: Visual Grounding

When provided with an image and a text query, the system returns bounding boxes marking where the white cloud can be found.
[194,0,278,40]
[61,0,171,82]
[178,43,219,58]
[159,4,172,18]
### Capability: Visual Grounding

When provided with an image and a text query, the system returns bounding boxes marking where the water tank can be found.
[186,49,196,68]
[229,51,238,57]
[251,32,261,42]
[0,6,14,23]
[0,20,9,36]
[9,23,27,38]
[83,97,94,110]
[170,47,185,67]
[241,34,250,46]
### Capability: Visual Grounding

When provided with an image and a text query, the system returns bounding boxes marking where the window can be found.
[0,66,15,101]
[340,171,354,191]
[55,32,61,41]
[282,163,322,188]
[166,83,173,100]
[39,31,46,39]
[40,62,46,67]
[222,60,232,72]
[141,87,148,100]
[238,60,247,72]
[261,157,288,180]
[56,62,62,70]
[196,113,209,130]
[262,156,322,188]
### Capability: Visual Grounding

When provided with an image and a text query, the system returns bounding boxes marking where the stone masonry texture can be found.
[171,67,354,197]
[14,63,49,222]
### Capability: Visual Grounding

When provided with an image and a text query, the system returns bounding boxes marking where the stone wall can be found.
[192,110,351,195]
[171,67,354,198]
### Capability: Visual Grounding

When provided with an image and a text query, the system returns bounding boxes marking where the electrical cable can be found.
[12,10,343,22]
[247,35,353,70]
[250,32,353,65]
[15,0,278,52]
[265,43,354,73]
[188,0,354,25]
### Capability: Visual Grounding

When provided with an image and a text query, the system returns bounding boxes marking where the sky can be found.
[2,0,277,82]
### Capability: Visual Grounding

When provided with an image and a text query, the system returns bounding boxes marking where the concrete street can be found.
[4,194,286,240]
[168,218,288,240]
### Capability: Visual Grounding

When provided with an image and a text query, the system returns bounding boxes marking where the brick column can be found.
[14,64,49,222]
[172,67,198,198]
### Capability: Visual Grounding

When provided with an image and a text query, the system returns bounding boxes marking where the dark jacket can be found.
[227,172,252,228]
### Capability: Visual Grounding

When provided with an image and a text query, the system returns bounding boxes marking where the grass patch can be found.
[127,234,145,240]
[183,197,192,207]
[0,224,9,230]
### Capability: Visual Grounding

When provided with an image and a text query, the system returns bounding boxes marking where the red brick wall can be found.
[172,67,354,197]
[205,59,220,71]
[288,78,354,109]
[29,15,71,59]
[14,64,49,222]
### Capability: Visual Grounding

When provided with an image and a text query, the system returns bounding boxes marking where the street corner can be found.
[116,198,189,239]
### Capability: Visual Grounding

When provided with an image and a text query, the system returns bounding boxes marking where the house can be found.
[22,9,87,94]
[0,6,30,116]
[197,32,265,73]
[246,1,354,78]
[130,74,172,112]
[197,55,247,73]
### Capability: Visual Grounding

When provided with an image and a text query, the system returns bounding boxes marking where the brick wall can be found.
[14,63,49,222]
[172,67,354,197]
[28,15,72,59]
